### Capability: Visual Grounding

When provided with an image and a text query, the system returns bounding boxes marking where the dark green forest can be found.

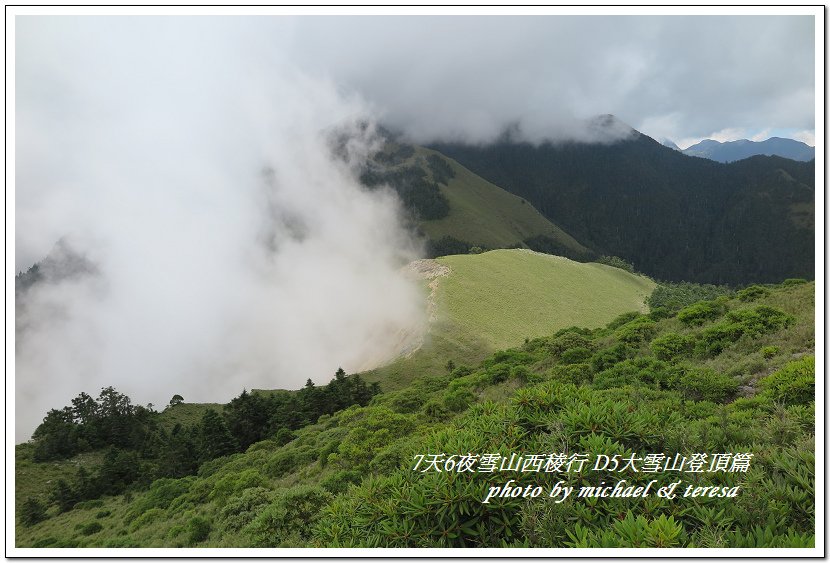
[429,135,814,285]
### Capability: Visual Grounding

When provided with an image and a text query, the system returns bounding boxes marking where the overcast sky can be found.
[11,12,818,439]
[275,15,816,147]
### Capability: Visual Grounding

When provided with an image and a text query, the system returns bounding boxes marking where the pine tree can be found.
[198,409,238,461]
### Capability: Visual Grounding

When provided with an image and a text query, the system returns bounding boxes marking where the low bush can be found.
[760,357,815,405]
[677,300,727,326]
[651,333,694,362]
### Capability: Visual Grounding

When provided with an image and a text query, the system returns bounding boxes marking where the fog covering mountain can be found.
[682,137,815,162]
[430,116,814,286]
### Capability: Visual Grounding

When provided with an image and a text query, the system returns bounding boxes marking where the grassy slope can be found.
[14,281,815,548]
[437,249,655,350]
[362,249,654,392]
[417,148,591,254]
[158,403,223,431]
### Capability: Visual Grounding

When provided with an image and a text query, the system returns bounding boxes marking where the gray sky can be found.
[274,15,816,147]
[12,12,817,439]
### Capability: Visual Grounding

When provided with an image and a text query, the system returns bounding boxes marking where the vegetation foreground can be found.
[16,278,815,549]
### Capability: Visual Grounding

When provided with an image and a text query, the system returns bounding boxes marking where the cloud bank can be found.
[280,15,815,145]
[15,17,425,440]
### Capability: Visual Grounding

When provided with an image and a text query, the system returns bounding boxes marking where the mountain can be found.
[429,126,814,285]
[362,142,595,261]
[657,138,681,151]
[683,137,815,162]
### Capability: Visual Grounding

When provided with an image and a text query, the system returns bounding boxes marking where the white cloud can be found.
[14,17,425,441]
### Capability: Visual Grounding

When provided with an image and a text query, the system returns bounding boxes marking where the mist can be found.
[14,17,425,441]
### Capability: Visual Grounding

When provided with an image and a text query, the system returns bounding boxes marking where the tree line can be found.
[25,369,380,517]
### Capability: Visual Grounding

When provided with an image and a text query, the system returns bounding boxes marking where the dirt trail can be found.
[403,259,450,324]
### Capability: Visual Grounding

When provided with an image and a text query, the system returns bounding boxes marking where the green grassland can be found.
[436,249,655,351]
[362,249,654,392]
[158,403,223,431]
[416,148,591,254]
[16,280,814,548]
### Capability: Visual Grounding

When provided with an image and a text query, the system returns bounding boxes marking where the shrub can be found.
[671,365,738,403]
[549,331,594,357]
[273,428,294,446]
[243,485,334,547]
[443,388,475,412]
[761,346,779,360]
[210,468,271,507]
[615,318,658,344]
[725,306,794,337]
[648,307,673,320]
[20,497,48,527]
[760,357,815,405]
[547,363,593,385]
[597,255,635,272]
[606,311,641,330]
[130,508,165,532]
[320,470,362,495]
[737,285,769,301]
[95,510,111,519]
[219,487,274,533]
[186,516,211,545]
[560,347,593,364]
[485,363,511,384]
[450,365,473,378]
[695,306,793,357]
[591,343,634,372]
[80,521,103,536]
[126,477,193,522]
[651,333,694,362]
[677,300,727,326]
[423,400,450,422]
[593,357,670,390]
[781,278,808,286]
[389,389,425,413]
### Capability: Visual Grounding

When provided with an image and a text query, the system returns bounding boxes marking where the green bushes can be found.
[218,487,274,533]
[210,468,269,504]
[79,521,103,536]
[737,285,769,302]
[244,486,333,547]
[675,366,738,403]
[14,278,815,550]
[129,508,165,532]
[186,516,211,545]
[677,300,727,326]
[615,317,658,344]
[126,477,193,522]
[648,282,733,313]
[760,357,815,405]
[651,333,694,362]
[593,358,670,390]
[696,306,794,356]
[19,498,48,527]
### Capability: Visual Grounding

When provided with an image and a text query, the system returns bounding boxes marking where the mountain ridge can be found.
[682,136,815,162]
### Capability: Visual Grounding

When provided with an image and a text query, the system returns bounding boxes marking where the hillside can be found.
[361,142,595,260]
[683,137,815,163]
[416,149,593,259]
[15,279,815,548]
[429,123,814,285]
[436,249,654,350]
[361,249,654,392]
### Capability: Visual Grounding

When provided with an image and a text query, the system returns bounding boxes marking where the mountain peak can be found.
[584,114,639,143]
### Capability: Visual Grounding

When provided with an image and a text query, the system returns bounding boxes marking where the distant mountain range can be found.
[429,116,814,285]
[673,137,814,163]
